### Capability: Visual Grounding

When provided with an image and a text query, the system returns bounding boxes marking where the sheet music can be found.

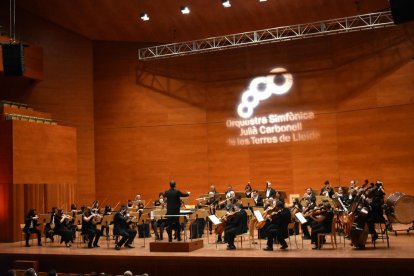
[254,210,264,222]
[295,212,308,224]
[208,215,221,225]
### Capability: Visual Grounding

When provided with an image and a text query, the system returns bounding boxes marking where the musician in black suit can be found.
[263,201,291,251]
[23,208,42,247]
[224,203,248,250]
[82,207,102,248]
[320,180,334,198]
[114,205,137,250]
[251,190,264,207]
[309,202,334,249]
[165,180,190,242]
[264,181,276,199]
[54,209,74,247]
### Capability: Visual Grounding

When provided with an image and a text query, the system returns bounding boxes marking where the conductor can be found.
[165,180,190,242]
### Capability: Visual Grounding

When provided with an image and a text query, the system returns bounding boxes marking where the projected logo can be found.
[237,68,293,119]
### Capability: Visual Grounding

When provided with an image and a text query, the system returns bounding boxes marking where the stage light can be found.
[140,13,150,21]
[181,6,190,14]
[259,0,268,2]
[222,0,231,8]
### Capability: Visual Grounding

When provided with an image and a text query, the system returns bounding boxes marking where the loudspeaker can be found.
[390,0,414,24]
[2,43,25,76]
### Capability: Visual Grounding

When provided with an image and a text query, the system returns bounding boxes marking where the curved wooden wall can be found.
[94,24,414,205]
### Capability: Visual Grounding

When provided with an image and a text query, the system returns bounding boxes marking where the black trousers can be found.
[311,224,329,244]
[224,227,240,246]
[117,228,137,246]
[266,224,287,248]
[152,219,165,240]
[167,217,181,240]
[85,228,102,246]
[56,228,73,244]
[24,228,41,245]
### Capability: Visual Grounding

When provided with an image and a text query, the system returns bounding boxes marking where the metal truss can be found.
[138,10,395,61]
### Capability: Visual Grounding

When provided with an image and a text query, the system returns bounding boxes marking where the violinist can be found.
[303,187,316,203]
[114,205,137,250]
[154,192,166,208]
[218,191,237,211]
[225,184,234,199]
[251,190,264,207]
[209,185,218,195]
[320,180,334,198]
[82,207,102,248]
[264,181,276,199]
[224,203,248,250]
[309,202,334,249]
[54,209,73,247]
[22,208,42,247]
[44,207,57,242]
[263,201,291,251]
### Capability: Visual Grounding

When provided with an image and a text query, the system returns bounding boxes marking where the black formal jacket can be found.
[113,212,129,235]
[165,188,189,215]
[226,209,248,235]
[265,188,276,199]
[270,208,291,239]
[23,215,39,232]
[253,195,264,207]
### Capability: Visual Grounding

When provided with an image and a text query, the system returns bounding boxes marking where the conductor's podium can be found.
[149,239,204,252]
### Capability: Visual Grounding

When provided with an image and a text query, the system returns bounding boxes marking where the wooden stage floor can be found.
[1,229,414,276]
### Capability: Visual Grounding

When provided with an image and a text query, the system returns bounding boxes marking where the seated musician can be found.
[244,182,252,198]
[301,195,317,240]
[251,189,263,207]
[224,203,248,250]
[152,214,166,240]
[114,205,137,250]
[334,187,350,209]
[309,202,334,249]
[320,180,334,198]
[209,185,218,195]
[44,207,57,242]
[154,192,166,208]
[206,191,218,234]
[219,191,237,211]
[101,205,113,239]
[22,208,42,247]
[263,200,291,251]
[54,209,74,247]
[225,184,234,199]
[264,181,276,199]
[82,207,102,248]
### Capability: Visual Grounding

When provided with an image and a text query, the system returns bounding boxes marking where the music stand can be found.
[235,191,245,199]
[139,213,149,247]
[180,197,189,205]
[240,198,256,208]
[101,214,114,226]
[258,190,266,198]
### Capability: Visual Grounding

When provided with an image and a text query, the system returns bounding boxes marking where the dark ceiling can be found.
[16,0,389,43]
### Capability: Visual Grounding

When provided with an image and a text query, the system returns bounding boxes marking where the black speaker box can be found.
[390,0,414,24]
[1,43,25,76]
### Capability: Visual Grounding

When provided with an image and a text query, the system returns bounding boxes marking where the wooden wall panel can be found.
[0,4,95,204]
[12,121,77,184]
[94,24,414,205]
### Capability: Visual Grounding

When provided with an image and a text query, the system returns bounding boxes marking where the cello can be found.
[215,210,239,235]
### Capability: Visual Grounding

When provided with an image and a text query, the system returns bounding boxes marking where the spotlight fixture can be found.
[180,6,190,14]
[140,12,150,21]
[259,0,268,2]
[222,0,231,8]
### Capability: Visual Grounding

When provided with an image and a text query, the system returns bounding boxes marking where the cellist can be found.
[224,203,248,250]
